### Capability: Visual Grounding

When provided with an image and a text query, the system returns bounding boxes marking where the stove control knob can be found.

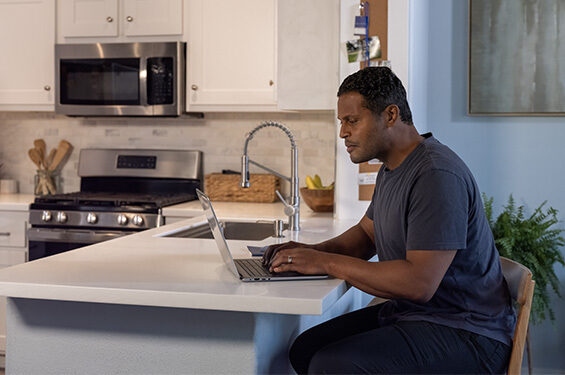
[87,213,98,224]
[117,214,128,226]
[41,210,52,222]
[56,211,68,224]
[132,215,144,227]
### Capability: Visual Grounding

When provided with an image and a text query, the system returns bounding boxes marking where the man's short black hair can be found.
[337,67,413,125]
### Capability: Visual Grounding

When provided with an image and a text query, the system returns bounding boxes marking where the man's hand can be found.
[269,247,333,275]
[262,241,312,267]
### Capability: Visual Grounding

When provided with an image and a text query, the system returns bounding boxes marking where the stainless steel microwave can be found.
[55,42,185,116]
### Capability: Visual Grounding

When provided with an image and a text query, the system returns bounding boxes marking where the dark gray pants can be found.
[289,303,511,374]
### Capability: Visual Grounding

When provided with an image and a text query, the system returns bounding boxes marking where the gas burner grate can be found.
[34,192,197,209]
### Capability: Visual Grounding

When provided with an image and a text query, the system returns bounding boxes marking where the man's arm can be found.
[313,215,376,259]
[262,215,376,266]
[270,247,456,303]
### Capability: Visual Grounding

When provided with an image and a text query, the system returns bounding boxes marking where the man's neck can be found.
[384,130,425,171]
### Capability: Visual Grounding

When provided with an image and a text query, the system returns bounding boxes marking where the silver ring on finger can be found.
[288,256,293,264]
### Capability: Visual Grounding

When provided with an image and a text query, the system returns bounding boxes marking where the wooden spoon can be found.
[28,148,43,170]
[48,140,73,172]
[45,148,57,169]
[33,139,47,168]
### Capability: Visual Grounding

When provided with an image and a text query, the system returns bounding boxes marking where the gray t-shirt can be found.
[366,133,516,345]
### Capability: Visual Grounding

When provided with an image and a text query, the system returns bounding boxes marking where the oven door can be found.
[28,227,133,261]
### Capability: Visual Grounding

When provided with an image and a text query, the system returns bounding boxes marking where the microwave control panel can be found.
[147,57,174,105]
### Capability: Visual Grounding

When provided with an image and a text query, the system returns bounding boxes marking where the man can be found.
[263,67,516,374]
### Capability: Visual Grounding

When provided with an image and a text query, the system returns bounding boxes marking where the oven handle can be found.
[28,227,133,244]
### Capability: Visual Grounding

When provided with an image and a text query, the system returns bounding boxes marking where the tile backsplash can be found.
[0,111,336,195]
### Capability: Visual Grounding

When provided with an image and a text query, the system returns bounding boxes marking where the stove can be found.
[28,149,202,260]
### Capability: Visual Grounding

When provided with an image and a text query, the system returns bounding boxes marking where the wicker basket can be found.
[204,173,280,203]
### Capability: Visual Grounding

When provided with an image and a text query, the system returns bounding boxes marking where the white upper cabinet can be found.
[185,0,277,111]
[122,0,182,36]
[0,0,55,111]
[59,0,118,37]
[185,0,339,112]
[58,0,183,40]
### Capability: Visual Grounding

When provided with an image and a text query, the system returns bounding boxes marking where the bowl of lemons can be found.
[300,174,334,212]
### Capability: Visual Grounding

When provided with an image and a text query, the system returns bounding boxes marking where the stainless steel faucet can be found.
[241,121,300,231]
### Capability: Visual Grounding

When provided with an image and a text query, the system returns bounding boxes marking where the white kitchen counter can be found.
[0,207,369,374]
[0,193,34,211]
[0,214,356,315]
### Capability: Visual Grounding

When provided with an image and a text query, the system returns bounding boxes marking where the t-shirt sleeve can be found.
[406,169,468,250]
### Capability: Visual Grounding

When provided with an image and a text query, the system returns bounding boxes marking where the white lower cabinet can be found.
[0,0,55,111]
[0,210,29,354]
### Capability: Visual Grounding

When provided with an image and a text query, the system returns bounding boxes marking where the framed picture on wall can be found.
[468,0,565,116]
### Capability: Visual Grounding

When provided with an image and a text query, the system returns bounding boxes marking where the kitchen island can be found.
[0,205,372,374]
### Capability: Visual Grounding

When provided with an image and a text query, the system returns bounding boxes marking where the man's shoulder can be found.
[419,136,470,177]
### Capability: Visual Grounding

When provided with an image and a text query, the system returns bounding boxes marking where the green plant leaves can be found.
[482,193,565,324]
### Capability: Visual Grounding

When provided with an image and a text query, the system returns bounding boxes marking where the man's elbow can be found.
[406,285,437,304]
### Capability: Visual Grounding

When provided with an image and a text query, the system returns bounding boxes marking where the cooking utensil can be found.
[48,140,73,172]
[33,139,47,168]
[45,148,56,169]
[28,148,43,169]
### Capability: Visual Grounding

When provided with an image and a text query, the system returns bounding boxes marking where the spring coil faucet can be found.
[241,121,300,231]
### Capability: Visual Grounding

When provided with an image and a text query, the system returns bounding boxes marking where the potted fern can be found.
[483,194,565,372]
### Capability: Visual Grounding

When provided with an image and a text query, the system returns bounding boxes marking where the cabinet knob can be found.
[126,16,134,22]
[106,16,114,23]
[191,84,198,91]
[269,80,274,86]
[44,85,51,91]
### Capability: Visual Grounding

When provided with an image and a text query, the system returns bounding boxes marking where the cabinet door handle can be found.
[126,16,133,22]
[44,85,51,91]
[269,80,274,86]
[191,84,198,91]
[106,16,114,23]
[0,232,10,237]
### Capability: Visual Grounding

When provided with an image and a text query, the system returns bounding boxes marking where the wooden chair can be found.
[500,256,535,375]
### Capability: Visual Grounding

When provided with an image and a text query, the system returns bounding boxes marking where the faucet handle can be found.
[275,190,297,216]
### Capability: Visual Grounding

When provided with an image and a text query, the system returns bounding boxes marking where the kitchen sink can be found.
[164,221,279,241]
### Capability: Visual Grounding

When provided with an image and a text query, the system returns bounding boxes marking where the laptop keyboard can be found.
[236,258,272,278]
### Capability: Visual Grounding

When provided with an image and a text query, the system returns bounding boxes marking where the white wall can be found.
[335,0,410,220]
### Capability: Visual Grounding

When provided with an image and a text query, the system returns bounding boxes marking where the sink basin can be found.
[164,221,278,241]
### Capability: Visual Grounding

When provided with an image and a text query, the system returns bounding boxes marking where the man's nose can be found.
[339,124,348,139]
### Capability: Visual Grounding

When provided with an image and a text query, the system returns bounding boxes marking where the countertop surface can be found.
[0,193,35,211]
[0,203,360,315]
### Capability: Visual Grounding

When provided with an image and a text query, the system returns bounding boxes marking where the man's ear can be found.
[384,104,399,126]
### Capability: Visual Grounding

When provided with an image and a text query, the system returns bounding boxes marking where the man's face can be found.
[337,91,389,164]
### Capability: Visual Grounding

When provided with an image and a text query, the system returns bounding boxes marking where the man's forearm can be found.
[314,223,375,260]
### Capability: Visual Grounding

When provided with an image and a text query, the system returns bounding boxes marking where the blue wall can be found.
[409,0,565,372]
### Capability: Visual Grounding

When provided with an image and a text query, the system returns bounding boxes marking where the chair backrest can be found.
[500,256,535,375]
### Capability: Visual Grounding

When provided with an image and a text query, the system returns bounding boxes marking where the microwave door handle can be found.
[140,57,148,107]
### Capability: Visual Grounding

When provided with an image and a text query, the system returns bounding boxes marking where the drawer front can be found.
[0,211,28,248]
[0,247,27,267]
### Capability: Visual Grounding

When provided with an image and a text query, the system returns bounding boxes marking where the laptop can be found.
[196,189,328,282]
